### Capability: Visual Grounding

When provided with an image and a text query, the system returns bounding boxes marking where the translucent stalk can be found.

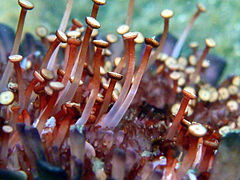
[189,46,210,84]
[109,45,152,127]
[14,63,25,109]
[176,138,198,179]
[0,9,27,91]
[24,78,38,109]
[46,0,73,70]
[41,39,60,68]
[96,78,117,122]
[147,18,169,69]
[99,39,135,127]
[166,97,190,140]
[58,27,93,107]
[126,0,135,27]
[171,9,202,58]
[36,92,59,133]
[75,48,102,125]
[61,42,79,86]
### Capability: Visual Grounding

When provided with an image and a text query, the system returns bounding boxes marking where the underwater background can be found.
[1,0,240,80]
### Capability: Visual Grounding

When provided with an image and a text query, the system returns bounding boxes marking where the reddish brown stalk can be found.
[24,71,45,109]
[54,105,67,120]
[171,3,206,58]
[57,68,66,79]
[61,38,81,86]
[166,89,196,140]
[96,72,123,122]
[86,44,92,67]
[126,0,135,27]
[0,125,13,168]
[57,17,101,109]
[16,124,37,171]
[99,32,137,127]
[71,18,83,31]
[190,38,215,84]
[9,55,25,109]
[36,92,59,132]
[62,31,81,69]
[189,41,199,56]
[52,115,71,148]
[75,40,108,125]
[168,71,181,105]
[41,37,59,68]
[177,119,191,149]
[163,148,178,180]
[147,9,173,69]
[176,137,199,179]
[9,105,20,126]
[6,105,11,121]
[22,109,31,125]
[198,140,218,173]
[8,114,25,150]
[0,0,34,91]
[172,77,179,93]
[93,94,104,115]
[41,30,67,68]
[109,38,159,128]
[176,123,207,179]
[91,0,106,18]
[99,58,105,71]
[36,82,65,133]
[50,0,103,72]
[40,94,48,111]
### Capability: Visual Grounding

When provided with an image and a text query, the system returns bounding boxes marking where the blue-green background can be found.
[1,0,240,80]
